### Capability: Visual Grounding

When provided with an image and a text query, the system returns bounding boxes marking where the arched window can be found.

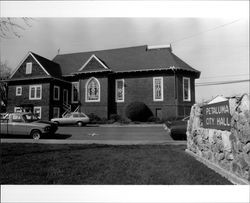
[85,77,100,102]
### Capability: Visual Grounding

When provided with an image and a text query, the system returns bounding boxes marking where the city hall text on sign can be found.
[202,100,231,131]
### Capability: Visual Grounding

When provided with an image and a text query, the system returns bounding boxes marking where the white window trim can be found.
[16,86,22,96]
[71,82,79,103]
[183,77,191,102]
[153,77,164,101]
[14,107,22,112]
[116,79,125,103]
[53,107,60,118]
[25,62,32,74]
[85,77,101,102]
[29,85,42,100]
[34,106,42,119]
[53,86,60,101]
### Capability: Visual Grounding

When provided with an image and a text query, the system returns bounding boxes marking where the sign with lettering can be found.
[202,100,231,131]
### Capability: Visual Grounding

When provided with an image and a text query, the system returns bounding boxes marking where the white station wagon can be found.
[51,112,90,127]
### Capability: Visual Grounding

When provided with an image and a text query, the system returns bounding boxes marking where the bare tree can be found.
[0,61,12,112]
[0,61,12,80]
[0,17,33,38]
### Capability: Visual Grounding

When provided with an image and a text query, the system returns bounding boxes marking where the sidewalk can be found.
[0,138,186,145]
[96,123,164,127]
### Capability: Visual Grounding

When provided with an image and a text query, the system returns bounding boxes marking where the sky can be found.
[1,2,249,103]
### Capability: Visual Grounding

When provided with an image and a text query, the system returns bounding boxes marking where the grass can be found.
[0,143,232,185]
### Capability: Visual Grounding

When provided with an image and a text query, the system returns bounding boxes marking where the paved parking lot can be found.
[55,125,172,141]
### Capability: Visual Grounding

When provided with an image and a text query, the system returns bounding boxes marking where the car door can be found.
[0,116,9,135]
[8,114,27,135]
[62,113,72,124]
[71,114,79,124]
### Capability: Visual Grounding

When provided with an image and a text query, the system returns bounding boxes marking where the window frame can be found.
[26,62,32,74]
[29,85,42,100]
[153,77,164,101]
[14,107,22,112]
[71,82,79,103]
[53,86,60,101]
[116,79,125,103]
[85,77,101,102]
[16,86,22,96]
[53,107,60,118]
[33,106,42,119]
[183,77,191,102]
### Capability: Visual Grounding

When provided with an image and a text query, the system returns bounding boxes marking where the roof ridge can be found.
[53,45,147,57]
[31,52,60,66]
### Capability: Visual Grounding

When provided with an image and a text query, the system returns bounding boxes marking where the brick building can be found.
[6,45,200,120]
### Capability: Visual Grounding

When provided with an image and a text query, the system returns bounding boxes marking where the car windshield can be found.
[64,113,72,118]
[23,114,39,122]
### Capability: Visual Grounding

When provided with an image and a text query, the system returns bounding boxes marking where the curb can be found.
[0,139,186,145]
[98,124,164,128]
[185,149,249,185]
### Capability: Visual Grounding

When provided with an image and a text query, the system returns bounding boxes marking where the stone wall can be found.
[187,94,250,183]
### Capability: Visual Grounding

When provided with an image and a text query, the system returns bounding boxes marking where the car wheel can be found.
[54,121,59,125]
[31,130,41,140]
[77,121,83,127]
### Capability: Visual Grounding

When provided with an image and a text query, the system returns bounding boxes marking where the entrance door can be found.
[63,89,68,105]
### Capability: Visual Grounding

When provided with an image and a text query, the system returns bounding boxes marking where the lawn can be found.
[0,143,232,184]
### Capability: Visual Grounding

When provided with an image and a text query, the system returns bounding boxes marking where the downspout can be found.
[169,66,178,118]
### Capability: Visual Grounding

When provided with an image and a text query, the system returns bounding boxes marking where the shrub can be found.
[87,113,101,123]
[119,117,131,124]
[147,116,161,123]
[109,114,121,122]
[125,102,153,122]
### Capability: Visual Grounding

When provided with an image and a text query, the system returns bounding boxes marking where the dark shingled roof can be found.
[31,52,62,78]
[52,45,200,78]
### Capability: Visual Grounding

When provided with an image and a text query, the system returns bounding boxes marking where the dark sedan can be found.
[164,116,190,140]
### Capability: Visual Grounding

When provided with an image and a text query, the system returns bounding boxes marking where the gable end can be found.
[78,54,109,72]
[10,52,50,79]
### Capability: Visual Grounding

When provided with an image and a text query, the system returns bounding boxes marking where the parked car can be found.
[0,112,58,139]
[51,112,90,127]
[164,116,190,140]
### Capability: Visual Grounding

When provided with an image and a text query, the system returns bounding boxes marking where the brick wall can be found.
[79,76,109,118]
[50,80,71,118]
[7,83,51,120]
[115,74,177,120]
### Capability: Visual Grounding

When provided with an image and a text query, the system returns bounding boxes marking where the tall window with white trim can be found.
[72,82,79,103]
[29,85,42,100]
[153,77,164,101]
[26,62,32,74]
[53,86,60,100]
[16,86,22,96]
[85,77,100,102]
[116,79,125,102]
[183,77,191,101]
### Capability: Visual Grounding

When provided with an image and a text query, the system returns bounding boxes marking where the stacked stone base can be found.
[187,94,250,184]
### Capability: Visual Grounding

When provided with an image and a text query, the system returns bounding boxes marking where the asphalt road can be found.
[55,125,172,141]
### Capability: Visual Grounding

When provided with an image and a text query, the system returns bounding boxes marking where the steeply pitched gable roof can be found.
[10,52,62,79]
[31,52,62,78]
[52,45,200,77]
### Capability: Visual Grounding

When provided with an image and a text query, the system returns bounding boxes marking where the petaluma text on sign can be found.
[202,100,231,131]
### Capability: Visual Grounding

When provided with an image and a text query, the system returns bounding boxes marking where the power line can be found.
[198,73,249,80]
[171,19,241,44]
[196,79,250,86]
